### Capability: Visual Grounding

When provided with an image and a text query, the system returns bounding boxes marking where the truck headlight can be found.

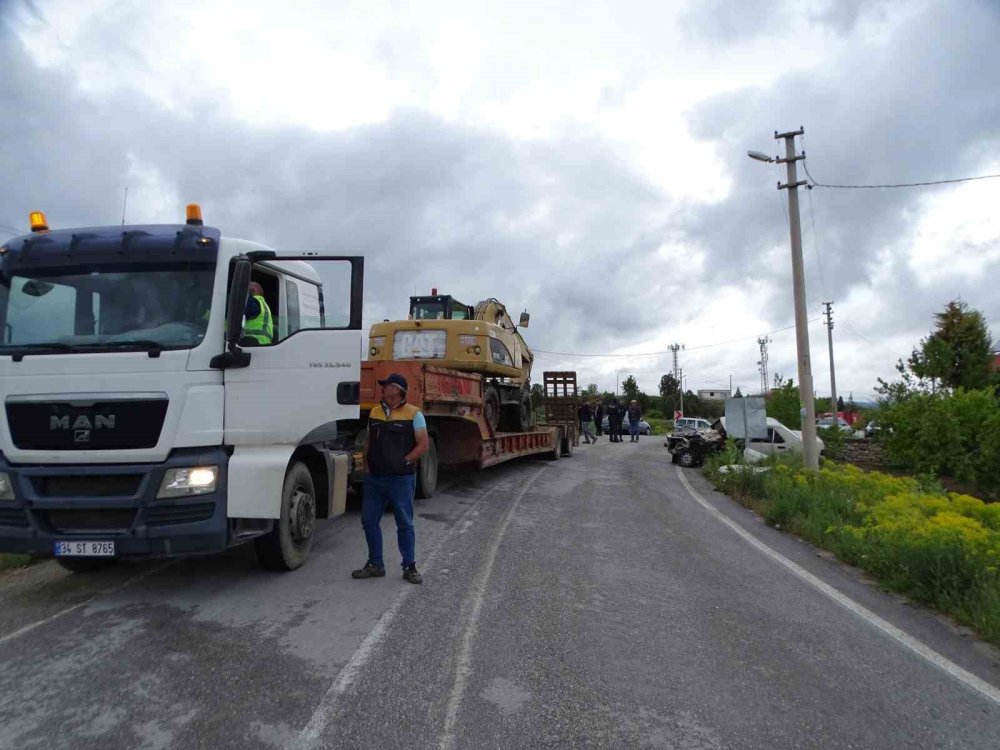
[0,472,13,501]
[158,466,218,498]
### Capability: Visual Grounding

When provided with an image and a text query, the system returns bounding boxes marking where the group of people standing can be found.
[578,399,644,444]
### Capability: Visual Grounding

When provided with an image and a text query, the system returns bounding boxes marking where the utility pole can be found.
[668,343,684,382]
[679,369,685,416]
[823,301,838,418]
[776,127,819,470]
[757,336,770,396]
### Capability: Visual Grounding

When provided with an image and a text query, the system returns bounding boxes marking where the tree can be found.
[659,374,680,398]
[767,378,802,429]
[529,382,544,411]
[837,395,845,411]
[584,383,599,397]
[621,375,640,402]
[908,301,994,391]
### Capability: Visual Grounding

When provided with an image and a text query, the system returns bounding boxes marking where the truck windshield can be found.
[0,262,215,352]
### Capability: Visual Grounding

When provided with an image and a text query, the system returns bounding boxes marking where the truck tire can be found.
[56,557,118,573]
[416,436,438,499]
[484,385,501,432]
[561,432,574,457]
[548,428,562,461]
[255,461,316,572]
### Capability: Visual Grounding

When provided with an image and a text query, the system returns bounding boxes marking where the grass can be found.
[646,417,671,436]
[703,454,1000,646]
[0,553,32,572]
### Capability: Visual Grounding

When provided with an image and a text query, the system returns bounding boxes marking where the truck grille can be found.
[44,509,136,533]
[145,502,215,527]
[31,475,143,498]
[6,399,168,451]
[0,507,29,528]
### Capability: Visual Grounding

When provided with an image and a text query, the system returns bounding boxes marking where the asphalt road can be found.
[2,438,1000,749]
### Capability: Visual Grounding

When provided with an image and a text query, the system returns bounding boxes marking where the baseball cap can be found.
[377,373,408,392]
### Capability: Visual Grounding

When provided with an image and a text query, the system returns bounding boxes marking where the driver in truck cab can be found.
[242,281,273,345]
[353,373,429,585]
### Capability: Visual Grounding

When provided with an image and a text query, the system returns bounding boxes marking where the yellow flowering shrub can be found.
[705,457,1000,643]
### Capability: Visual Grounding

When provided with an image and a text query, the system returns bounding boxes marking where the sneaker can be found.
[351,562,385,579]
[402,565,423,584]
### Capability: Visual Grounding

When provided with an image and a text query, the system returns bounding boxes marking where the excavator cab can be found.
[408,295,474,321]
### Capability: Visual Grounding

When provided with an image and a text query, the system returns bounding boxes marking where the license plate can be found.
[54,540,116,557]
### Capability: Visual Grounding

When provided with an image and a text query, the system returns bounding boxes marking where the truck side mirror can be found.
[210,258,252,370]
[519,311,530,328]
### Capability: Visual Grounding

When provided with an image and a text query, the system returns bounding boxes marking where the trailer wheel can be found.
[416,436,438,499]
[255,461,316,572]
[548,427,562,461]
[561,432,574,457]
[484,385,501,432]
[57,557,118,573]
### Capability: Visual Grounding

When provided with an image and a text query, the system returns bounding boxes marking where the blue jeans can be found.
[580,419,596,443]
[629,419,640,439]
[361,473,416,569]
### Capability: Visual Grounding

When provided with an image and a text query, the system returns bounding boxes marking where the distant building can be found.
[697,388,730,401]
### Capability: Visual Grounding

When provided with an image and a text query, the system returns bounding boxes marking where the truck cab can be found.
[0,207,364,571]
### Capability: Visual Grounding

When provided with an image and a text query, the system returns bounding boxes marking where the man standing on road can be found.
[609,399,623,443]
[353,373,428,584]
[579,400,597,444]
[594,401,604,436]
[627,400,643,443]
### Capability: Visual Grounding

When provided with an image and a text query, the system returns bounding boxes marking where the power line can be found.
[532,318,822,359]
[802,159,1000,190]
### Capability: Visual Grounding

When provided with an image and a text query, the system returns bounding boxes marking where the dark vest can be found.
[367,401,420,475]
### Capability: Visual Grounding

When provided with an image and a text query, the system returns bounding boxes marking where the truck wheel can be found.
[561,432,574,457]
[677,449,698,468]
[416,436,438,499]
[484,385,501,432]
[57,557,118,573]
[255,461,316,572]
[549,428,562,461]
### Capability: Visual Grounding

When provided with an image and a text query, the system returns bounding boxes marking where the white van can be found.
[713,416,825,457]
[673,417,712,432]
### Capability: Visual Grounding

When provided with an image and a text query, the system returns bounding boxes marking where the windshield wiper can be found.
[101,340,166,358]
[2,342,80,362]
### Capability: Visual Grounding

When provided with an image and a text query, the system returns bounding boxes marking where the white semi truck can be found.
[0,206,364,571]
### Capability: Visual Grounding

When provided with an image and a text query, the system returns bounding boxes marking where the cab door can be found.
[222,254,363,446]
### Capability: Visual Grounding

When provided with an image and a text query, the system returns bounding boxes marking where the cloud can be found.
[4,0,1000,401]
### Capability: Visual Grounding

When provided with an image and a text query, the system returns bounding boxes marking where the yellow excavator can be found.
[368,290,535,431]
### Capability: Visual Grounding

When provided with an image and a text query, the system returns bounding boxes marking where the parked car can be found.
[601,415,652,435]
[816,416,853,433]
[864,421,880,438]
[673,417,712,432]
[712,417,825,457]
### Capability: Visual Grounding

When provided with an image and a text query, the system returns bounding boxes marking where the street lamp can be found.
[748,129,819,470]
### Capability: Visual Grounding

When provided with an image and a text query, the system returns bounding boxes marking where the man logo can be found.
[50,415,117,431]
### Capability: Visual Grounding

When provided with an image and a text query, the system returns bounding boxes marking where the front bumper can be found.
[0,447,230,558]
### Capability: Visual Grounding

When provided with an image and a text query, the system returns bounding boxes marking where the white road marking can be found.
[676,467,1000,707]
[438,467,547,750]
[0,561,174,646]
[297,474,540,748]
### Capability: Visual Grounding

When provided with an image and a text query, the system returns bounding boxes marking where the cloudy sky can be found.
[3,0,999,401]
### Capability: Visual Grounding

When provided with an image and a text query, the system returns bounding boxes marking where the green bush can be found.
[877,387,1000,495]
[704,459,1000,644]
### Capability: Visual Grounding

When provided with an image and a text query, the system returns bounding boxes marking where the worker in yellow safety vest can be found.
[243,281,274,345]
